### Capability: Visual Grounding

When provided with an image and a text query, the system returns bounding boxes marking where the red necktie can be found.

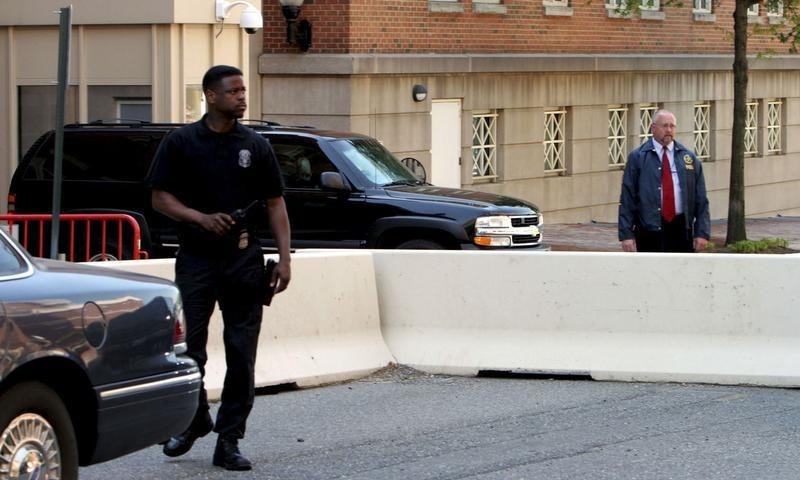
[661,149,676,222]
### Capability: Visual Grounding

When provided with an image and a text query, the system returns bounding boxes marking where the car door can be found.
[269,138,366,249]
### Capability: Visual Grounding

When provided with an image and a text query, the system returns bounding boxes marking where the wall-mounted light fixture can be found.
[279,0,312,52]
[216,0,263,34]
[412,84,428,102]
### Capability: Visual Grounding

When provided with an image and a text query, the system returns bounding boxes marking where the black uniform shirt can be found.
[149,116,284,251]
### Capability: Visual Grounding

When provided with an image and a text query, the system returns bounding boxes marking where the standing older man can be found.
[618,109,710,252]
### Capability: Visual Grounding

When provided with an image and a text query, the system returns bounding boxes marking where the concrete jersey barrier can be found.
[92,249,800,390]
[372,250,800,387]
[89,252,394,400]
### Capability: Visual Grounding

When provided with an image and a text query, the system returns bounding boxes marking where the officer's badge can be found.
[238,149,252,168]
[683,154,694,170]
[238,230,249,249]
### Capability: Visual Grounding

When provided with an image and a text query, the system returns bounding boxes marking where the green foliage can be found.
[727,237,789,253]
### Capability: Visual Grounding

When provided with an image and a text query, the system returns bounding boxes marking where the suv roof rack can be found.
[240,119,283,127]
[64,120,183,129]
[240,119,318,130]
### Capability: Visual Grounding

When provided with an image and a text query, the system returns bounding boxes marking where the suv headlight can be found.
[474,215,513,247]
[475,216,512,229]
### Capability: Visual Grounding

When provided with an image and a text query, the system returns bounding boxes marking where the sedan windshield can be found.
[333,138,420,186]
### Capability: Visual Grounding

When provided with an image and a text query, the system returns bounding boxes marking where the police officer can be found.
[149,65,291,471]
[619,109,710,252]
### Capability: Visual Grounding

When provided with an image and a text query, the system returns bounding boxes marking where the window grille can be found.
[693,0,711,12]
[544,109,566,174]
[767,1,783,18]
[745,101,759,155]
[767,100,782,154]
[693,103,710,160]
[605,0,622,7]
[608,106,628,167]
[472,112,498,179]
[639,105,657,145]
[640,0,659,11]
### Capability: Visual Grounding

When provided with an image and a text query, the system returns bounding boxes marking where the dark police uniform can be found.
[149,115,283,441]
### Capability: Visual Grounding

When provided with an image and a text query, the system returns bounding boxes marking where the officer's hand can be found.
[271,261,291,294]
[621,239,637,252]
[198,212,234,236]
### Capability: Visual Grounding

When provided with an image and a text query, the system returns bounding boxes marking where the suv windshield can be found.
[333,138,420,186]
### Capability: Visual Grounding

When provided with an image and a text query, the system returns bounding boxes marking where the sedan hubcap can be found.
[0,413,61,480]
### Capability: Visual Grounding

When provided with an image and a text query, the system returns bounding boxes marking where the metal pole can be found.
[50,5,71,259]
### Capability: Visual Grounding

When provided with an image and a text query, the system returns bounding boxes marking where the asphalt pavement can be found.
[80,365,800,480]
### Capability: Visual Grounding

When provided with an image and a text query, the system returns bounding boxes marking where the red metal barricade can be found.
[0,213,149,262]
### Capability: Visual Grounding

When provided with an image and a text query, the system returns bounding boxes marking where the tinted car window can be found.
[272,142,337,189]
[23,132,161,182]
[333,138,418,186]
[0,233,28,276]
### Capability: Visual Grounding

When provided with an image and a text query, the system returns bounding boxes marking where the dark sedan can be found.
[0,227,201,479]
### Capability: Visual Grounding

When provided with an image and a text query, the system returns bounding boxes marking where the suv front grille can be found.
[511,215,539,227]
[512,234,541,245]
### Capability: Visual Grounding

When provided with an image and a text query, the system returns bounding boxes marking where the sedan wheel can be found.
[0,382,78,480]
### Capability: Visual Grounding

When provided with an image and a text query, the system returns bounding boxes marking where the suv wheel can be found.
[395,239,445,250]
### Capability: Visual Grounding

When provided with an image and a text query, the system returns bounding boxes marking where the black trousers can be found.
[634,214,693,253]
[175,241,264,440]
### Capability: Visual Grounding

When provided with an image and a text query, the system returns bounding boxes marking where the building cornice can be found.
[259,53,800,76]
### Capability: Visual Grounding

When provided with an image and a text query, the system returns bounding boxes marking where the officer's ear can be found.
[204,88,218,106]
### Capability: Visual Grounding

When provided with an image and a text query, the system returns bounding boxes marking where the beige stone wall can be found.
[259,54,800,224]
[0,0,261,214]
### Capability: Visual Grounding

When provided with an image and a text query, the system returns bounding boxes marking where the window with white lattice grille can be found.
[608,106,628,167]
[639,105,657,145]
[693,0,711,12]
[767,100,782,154]
[692,0,715,20]
[693,103,710,160]
[767,1,783,23]
[767,0,783,15]
[640,0,659,11]
[544,108,566,174]
[472,111,498,179]
[745,101,759,155]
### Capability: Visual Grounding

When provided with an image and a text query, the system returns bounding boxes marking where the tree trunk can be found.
[727,0,751,244]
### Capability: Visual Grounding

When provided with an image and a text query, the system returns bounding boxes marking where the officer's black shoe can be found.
[162,412,214,457]
[212,437,252,471]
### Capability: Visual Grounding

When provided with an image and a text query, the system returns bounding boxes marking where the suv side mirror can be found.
[319,171,350,192]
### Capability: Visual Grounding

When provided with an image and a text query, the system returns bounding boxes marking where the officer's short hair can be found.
[202,65,243,92]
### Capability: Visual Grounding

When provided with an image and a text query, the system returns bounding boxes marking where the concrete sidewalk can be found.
[546,216,800,252]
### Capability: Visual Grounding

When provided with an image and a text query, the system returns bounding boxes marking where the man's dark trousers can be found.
[634,214,693,253]
[175,241,264,439]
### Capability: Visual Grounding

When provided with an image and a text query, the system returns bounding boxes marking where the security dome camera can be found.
[239,6,262,34]
[216,1,263,34]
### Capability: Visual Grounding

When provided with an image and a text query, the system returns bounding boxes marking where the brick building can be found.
[2,0,797,223]
[258,0,800,223]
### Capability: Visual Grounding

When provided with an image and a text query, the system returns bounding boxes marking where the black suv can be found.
[8,121,548,259]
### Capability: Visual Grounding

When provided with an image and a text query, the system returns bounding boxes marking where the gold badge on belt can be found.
[683,154,694,170]
[238,230,249,249]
